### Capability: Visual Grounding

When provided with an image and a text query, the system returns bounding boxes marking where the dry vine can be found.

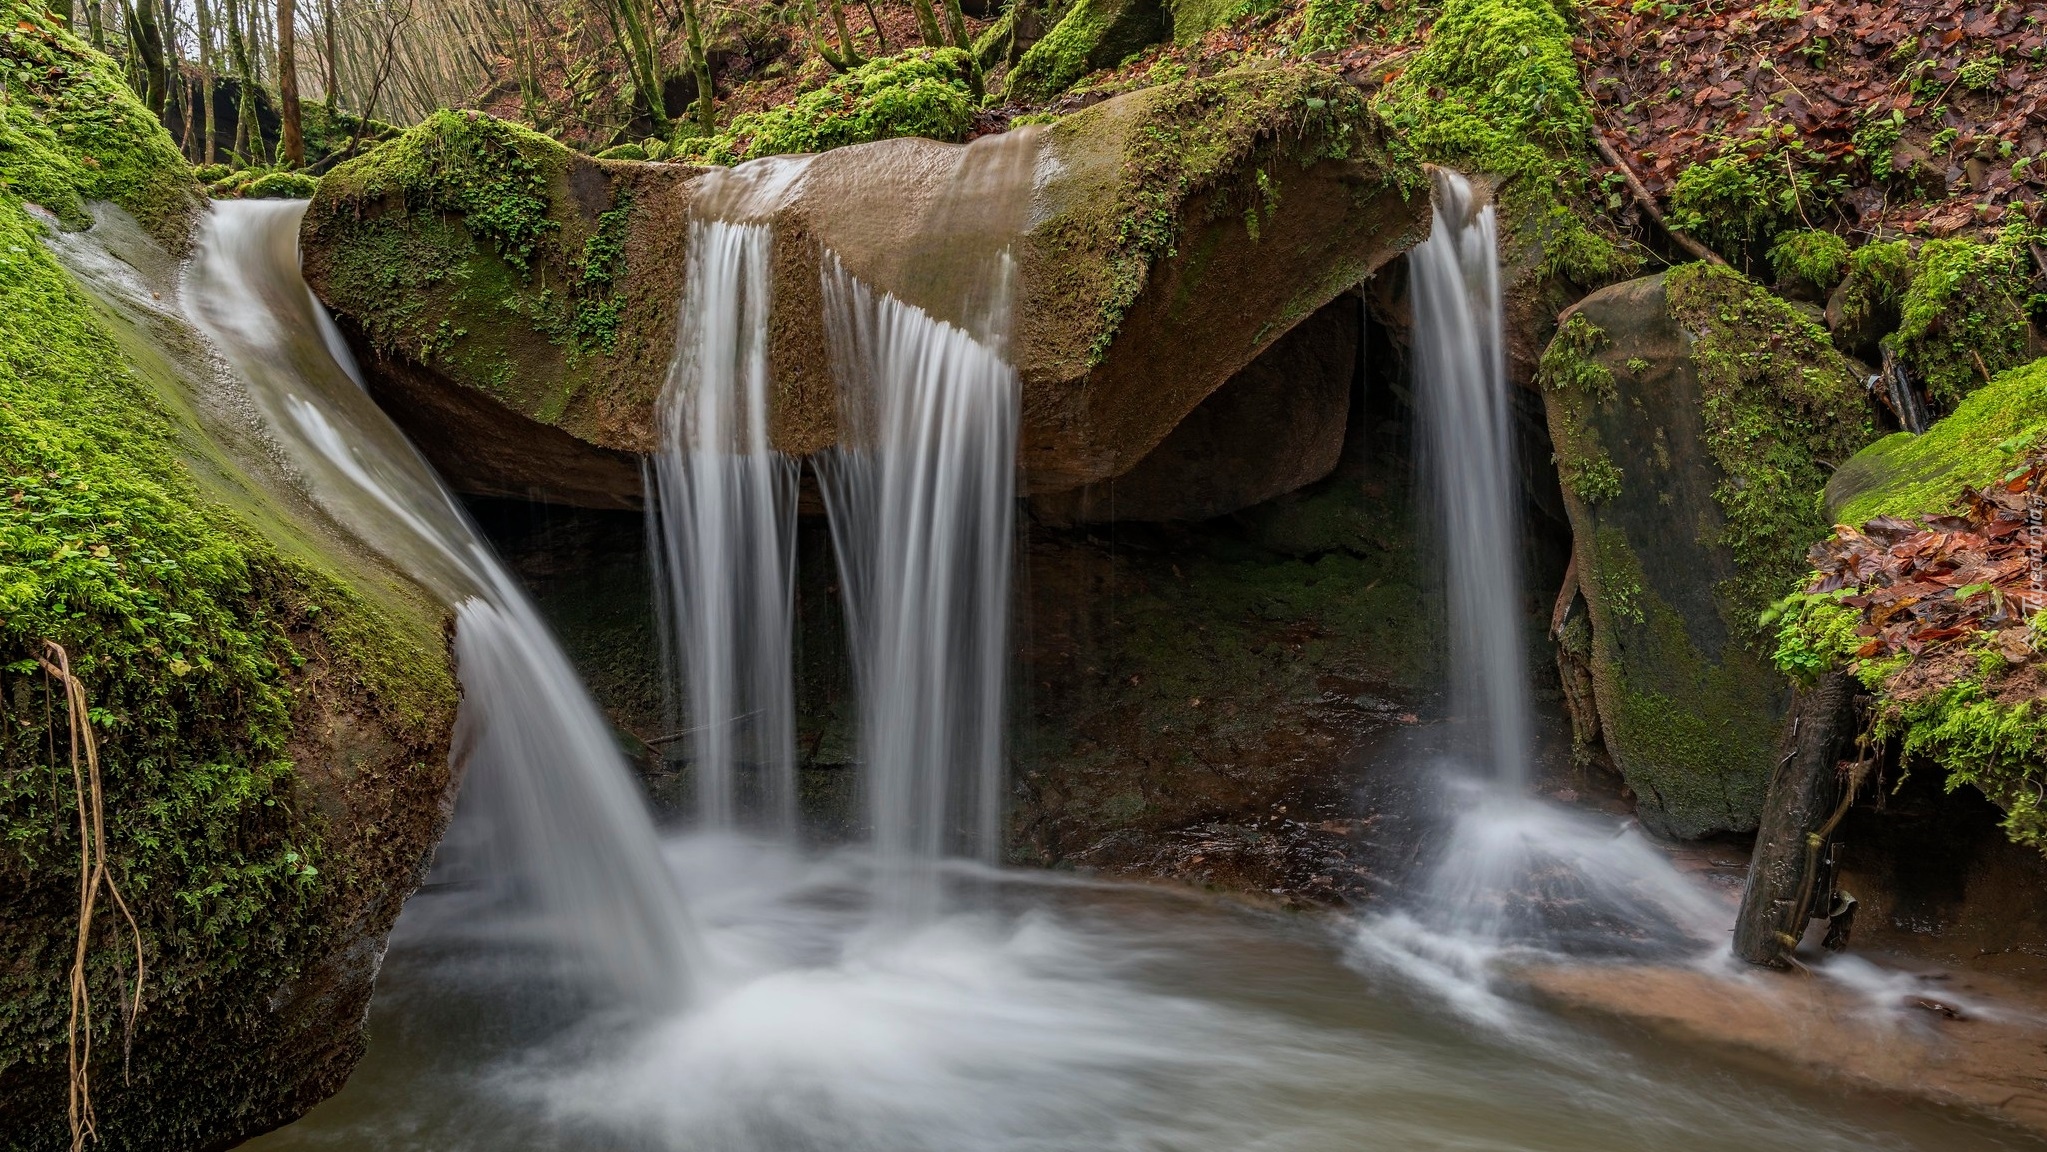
[37,641,146,1152]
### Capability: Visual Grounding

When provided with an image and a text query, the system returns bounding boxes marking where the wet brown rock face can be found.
[1033,294,1359,524]
[301,69,1427,507]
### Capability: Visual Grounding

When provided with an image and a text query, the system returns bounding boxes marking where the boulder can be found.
[1003,0,1171,103]
[1538,267,1874,838]
[300,65,1428,506]
[1034,291,1358,523]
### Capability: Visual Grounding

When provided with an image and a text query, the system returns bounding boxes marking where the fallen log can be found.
[1731,671,1863,967]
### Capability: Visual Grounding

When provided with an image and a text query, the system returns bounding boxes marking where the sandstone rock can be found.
[301,66,1428,507]
[1538,268,1873,838]
[1033,291,1358,523]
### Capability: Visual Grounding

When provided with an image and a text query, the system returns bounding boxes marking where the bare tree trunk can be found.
[1732,672,1863,967]
[320,0,338,113]
[278,0,304,165]
[49,0,74,28]
[226,0,265,164]
[826,0,864,67]
[675,0,713,133]
[909,0,943,47]
[861,0,889,52]
[598,0,669,134]
[196,0,218,163]
[124,0,170,116]
[86,0,106,50]
[939,0,968,48]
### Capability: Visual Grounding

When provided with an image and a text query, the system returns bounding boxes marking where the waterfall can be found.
[1409,170,1532,787]
[816,257,1020,925]
[182,199,699,1010]
[1352,173,1724,1000]
[650,217,800,832]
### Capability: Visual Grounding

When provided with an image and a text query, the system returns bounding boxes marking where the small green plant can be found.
[1853,108,1904,175]
[1667,132,1823,254]
[1958,54,2005,91]
[1768,229,1850,292]
[1295,0,1363,54]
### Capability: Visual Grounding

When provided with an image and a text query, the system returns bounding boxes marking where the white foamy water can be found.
[1352,173,1732,1016]
[248,834,2034,1152]
[174,199,699,1009]
[1409,169,1530,787]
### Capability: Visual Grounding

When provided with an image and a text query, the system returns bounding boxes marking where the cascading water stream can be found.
[1354,173,1724,1008]
[1409,170,1532,788]
[816,257,1020,927]
[650,215,800,832]
[179,199,700,1010]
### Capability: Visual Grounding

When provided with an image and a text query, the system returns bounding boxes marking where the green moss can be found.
[595,142,649,161]
[0,191,451,1110]
[1167,0,1240,42]
[676,48,977,163]
[1294,0,1363,54]
[1042,64,1384,364]
[1589,525,1784,837]
[1666,263,1875,637]
[0,0,197,241]
[1890,229,2035,408]
[237,170,319,200]
[1008,0,1168,103]
[1372,0,1632,284]
[309,110,639,424]
[1538,312,1624,504]
[1830,355,2047,526]
[1831,238,1912,337]
[1767,229,1849,294]
[341,110,564,273]
[1763,587,1861,684]
[1667,134,1824,256]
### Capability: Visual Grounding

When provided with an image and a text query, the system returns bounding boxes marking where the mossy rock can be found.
[303,67,1427,502]
[1826,355,2047,526]
[1798,360,2047,854]
[0,2,199,244]
[1888,232,2039,410]
[0,7,458,1145]
[302,110,687,507]
[1005,0,1171,103]
[1539,268,1876,837]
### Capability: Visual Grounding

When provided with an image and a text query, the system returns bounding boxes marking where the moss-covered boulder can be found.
[301,110,687,507]
[1792,360,2047,852]
[1540,266,1875,838]
[1,8,458,1147]
[1004,0,1171,103]
[1887,231,2039,410]
[302,65,1427,502]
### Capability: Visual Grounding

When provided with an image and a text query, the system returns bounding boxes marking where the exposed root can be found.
[38,641,146,1152]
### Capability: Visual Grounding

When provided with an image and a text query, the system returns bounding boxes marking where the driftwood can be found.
[1732,671,1862,967]
[1590,132,1729,268]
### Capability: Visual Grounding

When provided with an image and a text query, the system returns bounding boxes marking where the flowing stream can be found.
[177,199,701,1010]
[41,172,2038,1151]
